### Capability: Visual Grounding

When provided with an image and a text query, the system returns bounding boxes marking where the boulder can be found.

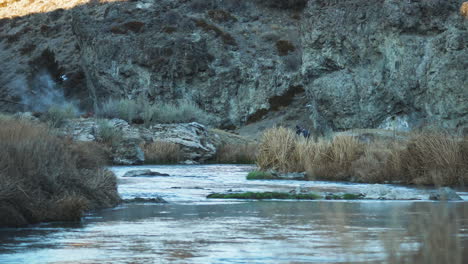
[429,187,463,201]
[122,169,169,177]
[111,140,145,165]
[150,122,216,162]
[60,119,217,164]
[62,118,97,142]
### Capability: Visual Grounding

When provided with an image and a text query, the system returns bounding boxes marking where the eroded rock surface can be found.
[60,118,217,163]
[0,0,466,132]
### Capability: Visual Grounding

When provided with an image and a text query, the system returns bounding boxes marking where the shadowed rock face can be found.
[0,0,466,131]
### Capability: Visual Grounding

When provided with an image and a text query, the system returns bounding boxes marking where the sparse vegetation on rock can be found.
[98,98,217,126]
[276,40,295,56]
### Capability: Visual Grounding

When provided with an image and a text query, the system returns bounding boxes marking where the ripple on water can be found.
[0,165,467,264]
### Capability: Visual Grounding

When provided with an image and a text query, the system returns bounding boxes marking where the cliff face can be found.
[1,0,467,131]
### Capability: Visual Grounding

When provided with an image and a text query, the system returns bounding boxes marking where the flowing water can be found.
[1,164,468,263]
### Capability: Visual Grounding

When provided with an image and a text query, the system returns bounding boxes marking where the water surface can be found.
[1,165,467,264]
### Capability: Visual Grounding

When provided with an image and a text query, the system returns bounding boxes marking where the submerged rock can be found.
[249,170,307,181]
[123,169,170,177]
[429,187,463,201]
[276,172,307,181]
[124,197,167,203]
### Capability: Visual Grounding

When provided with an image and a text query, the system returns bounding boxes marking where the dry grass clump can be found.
[0,0,123,19]
[306,136,365,181]
[257,127,301,172]
[256,127,468,186]
[211,143,258,164]
[395,133,468,186]
[141,141,183,164]
[0,119,120,227]
[461,2,468,18]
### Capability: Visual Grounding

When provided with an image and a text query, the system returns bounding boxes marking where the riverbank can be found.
[0,118,120,227]
[256,127,468,187]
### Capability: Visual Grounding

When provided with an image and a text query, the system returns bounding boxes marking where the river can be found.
[1,164,467,263]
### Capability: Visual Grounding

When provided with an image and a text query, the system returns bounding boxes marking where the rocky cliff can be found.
[1,0,467,132]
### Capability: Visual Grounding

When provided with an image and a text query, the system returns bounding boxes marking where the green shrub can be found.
[99,98,139,123]
[98,98,217,126]
[96,119,123,146]
[42,104,78,127]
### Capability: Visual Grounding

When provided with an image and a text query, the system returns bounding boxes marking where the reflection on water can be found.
[0,165,467,264]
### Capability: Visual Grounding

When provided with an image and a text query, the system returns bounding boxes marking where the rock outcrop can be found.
[61,118,217,163]
[0,0,466,132]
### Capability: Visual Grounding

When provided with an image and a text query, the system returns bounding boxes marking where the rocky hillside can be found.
[0,0,467,132]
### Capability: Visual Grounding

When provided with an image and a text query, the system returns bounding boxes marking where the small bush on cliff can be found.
[42,104,78,127]
[96,119,123,146]
[0,119,120,227]
[99,98,139,123]
[276,40,295,56]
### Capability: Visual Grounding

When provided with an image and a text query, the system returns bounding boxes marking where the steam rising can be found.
[12,71,79,114]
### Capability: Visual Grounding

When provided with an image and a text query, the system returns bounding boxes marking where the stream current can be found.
[1,164,467,263]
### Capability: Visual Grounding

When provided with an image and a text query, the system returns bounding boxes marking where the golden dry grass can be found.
[461,2,468,18]
[396,133,468,186]
[142,141,183,164]
[0,119,120,227]
[211,143,258,164]
[256,127,468,186]
[257,127,301,172]
[0,0,124,19]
